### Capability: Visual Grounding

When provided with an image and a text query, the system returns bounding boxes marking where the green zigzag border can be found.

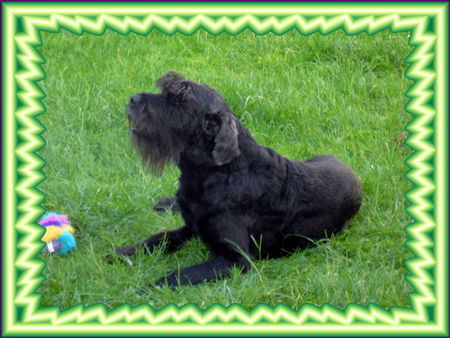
[2,4,448,336]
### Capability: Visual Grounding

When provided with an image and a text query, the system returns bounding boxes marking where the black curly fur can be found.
[119,72,363,288]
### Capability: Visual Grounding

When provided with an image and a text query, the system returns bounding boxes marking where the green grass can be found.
[37,29,412,310]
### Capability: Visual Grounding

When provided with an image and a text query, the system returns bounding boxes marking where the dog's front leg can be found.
[115,225,194,256]
[153,255,250,288]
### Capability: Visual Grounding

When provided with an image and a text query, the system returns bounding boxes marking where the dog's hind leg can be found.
[114,225,194,257]
[153,255,250,288]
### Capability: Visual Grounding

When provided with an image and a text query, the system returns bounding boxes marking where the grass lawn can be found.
[37,29,412,310]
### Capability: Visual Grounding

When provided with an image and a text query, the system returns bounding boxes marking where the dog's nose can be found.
[130,94,141,105]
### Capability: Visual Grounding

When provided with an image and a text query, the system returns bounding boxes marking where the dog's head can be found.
[127,72,240,172]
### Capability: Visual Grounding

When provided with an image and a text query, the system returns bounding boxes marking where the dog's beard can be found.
[131,127,182,175]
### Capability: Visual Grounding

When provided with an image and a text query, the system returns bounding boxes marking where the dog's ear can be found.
[156,72,191,103]
[203,112,240,166]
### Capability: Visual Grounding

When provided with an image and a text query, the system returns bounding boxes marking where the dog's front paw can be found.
[104,245,136,265]
[153,275,178,289]
[104,253,134,266]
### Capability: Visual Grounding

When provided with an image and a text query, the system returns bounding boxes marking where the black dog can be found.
[117,72,362,287]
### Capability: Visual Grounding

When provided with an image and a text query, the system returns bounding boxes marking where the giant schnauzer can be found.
[116,72,362,287]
